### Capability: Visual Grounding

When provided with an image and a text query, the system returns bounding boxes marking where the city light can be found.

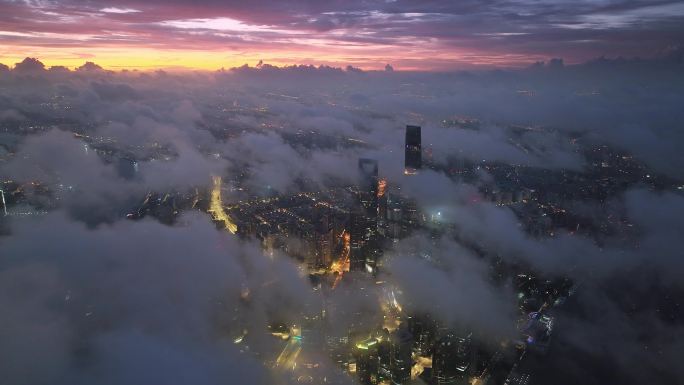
[1,7,680,384]
[208,175,238,234]
[0,189,6,216]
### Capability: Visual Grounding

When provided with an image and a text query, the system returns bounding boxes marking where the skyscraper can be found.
[432,331,473,385]
[404,125,421,174]
[0,189,7,216]
[355,336,380,385]
[407,313,438,356]
[389,325,413,385]
[350,158,380,272]
[358,158,379,215]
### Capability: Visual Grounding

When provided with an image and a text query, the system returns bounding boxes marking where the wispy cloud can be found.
[0,0,682,69]
[100,7,141,14]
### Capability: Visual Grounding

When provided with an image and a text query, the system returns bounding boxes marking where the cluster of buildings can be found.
[214,126,425,276]
[200,124,569,385]
[2,114,671,385]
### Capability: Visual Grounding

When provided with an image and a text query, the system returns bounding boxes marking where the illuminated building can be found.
[504,364,531,385]
[349,200,368,271]
[389,326,413,385]
[520,312,553,354]
[386,192,403,242]
[357,158,380,244]
[432,332,473,385]
[314,219,334,269]
[350,158,380,272]
[407,313,438,356]
[355,336,381,385]
[0,189,6,216]
[404,125,422,174]
[386,191,421,242]
[376,178,389,238]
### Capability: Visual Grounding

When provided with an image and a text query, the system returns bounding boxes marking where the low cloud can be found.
[0,55,683,384]
[0,212,311,385]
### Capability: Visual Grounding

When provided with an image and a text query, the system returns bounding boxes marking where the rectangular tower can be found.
[404,125,421,174]
[350,158,380,272]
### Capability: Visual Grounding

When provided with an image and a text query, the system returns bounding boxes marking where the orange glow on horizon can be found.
[1,46,287,71]
[0,43,546,72]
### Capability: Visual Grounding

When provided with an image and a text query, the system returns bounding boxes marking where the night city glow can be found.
[1,2,683,385]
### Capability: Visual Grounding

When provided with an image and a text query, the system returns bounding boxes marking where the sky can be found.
[1,0,684,70]
[1,3,684,385]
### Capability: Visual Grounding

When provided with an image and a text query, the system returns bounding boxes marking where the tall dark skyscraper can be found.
[432,331,473,385]
[350,158,381,272]
[404,125,421,174]
[0,188,7,216]
[358,158,379,213]
[389,325,413,385]
[354,337,380,385]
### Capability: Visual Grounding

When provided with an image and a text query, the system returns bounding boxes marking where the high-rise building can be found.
[385,190,421,242]
[0,189,7,216]
[521,312,553,354]
[355,337,381,385]
[376,178,388,238]
[349,203,369,272]
[350,158,380,272]
[358,158,379,216]
[389,326,413,385]
[313,207,334,268]
[404,125,422,174]
[407,313,438,356]
[432,331,473,385]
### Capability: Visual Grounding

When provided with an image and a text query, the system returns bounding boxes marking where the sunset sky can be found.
[1,0,683,70]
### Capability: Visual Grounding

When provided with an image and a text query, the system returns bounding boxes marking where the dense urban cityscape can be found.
[1,1,684,385]
[1,56,683,385]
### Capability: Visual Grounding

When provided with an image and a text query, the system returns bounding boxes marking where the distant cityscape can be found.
[3,0,684,382]
[2,102,679,385]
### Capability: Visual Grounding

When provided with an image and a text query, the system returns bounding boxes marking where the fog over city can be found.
[1,51,683,385]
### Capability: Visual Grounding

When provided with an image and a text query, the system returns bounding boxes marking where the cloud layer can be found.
[0,55,683,384]
[1,1,684,69]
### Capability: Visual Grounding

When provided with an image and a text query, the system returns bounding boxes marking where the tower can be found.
[389,325,413,385]
[0,189,6,216]
[404,125,421,175]
[350,158,380,272]
[432,331,473,385]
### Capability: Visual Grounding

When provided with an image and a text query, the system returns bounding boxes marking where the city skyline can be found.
[1,2,683,385]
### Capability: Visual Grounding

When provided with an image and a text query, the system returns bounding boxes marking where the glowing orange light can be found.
[377,178,387,198]
[331,230,351,289]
